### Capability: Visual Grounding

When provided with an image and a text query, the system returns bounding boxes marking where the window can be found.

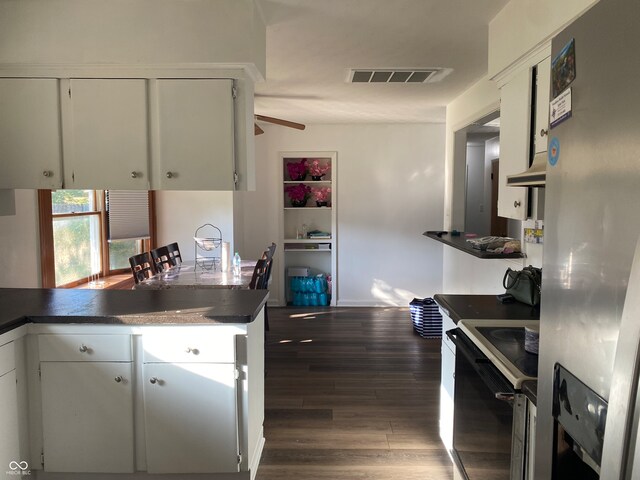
[39,190,155,288]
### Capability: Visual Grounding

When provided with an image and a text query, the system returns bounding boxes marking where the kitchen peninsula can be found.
[0,288,267,479]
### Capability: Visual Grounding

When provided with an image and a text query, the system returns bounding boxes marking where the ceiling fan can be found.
[254,114,306,135]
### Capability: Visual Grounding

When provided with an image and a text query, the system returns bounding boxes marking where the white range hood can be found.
[506,152,546,187]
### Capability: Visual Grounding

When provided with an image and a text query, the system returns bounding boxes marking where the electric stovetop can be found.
[458,319,540,389]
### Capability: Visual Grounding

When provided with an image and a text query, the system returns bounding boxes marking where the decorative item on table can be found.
[502,265,542,306]
[193,223,222,271]
[311,186,331,207]
[286,158,308,181]
[221,241,231,272]
[308,159,330,181]
[285,183,312,207]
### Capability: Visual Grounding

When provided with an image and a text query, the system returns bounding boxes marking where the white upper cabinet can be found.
[497,51,551,220]
[155,79,236,190]
[534,58,551,154]
[64,79,150,190]
[498,68,532,220]
[0,76,249,191]
[0,79,63,189]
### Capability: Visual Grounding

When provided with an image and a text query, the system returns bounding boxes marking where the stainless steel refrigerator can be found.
[536,0,640,478]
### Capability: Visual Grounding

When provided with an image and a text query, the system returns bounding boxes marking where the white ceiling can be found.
[254,0,510,125]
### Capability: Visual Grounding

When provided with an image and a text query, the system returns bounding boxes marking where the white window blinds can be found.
[106,191,150,241]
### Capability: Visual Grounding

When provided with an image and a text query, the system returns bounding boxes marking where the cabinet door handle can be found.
[166,171,174,179]
[131,171,139,179]
[540,128,548,137]
[149,377,158,384]
[185,347,200,355]
[42,170,52,178]
[114,376,123,383]
[514,200,522,208]
[78,344,89,353]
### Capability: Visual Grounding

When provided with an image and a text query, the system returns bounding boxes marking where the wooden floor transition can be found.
[257,306,453,480]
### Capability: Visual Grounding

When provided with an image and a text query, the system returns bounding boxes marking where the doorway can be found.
[453,110,504,235]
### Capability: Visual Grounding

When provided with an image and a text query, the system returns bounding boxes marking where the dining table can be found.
[133,260,257,290]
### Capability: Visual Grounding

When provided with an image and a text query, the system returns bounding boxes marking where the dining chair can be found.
[255,243,277,332]
[249,259,268,290]
[128,252,156,284]
[150,246,174,273]
[262,243,277,289]
[167,242,182,266]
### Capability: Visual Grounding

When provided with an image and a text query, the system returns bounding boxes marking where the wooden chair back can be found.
[261,243,277,288]
[167,242,182,266]
[128,252,155,284]
[249,259,268,290]
[150,246,174,273]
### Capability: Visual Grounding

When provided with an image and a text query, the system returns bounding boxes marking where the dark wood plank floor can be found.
[257,306,453,480]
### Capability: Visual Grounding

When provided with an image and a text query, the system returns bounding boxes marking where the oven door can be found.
[446,328,516,480]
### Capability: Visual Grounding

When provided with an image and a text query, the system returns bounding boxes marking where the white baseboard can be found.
[337,299,409,307]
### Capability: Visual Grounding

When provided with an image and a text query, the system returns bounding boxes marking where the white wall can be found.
[489,0,598,78]
[0,190,40,287]
[155,191,234,262]
[236,123,446,307]
[444,77,500,231]
[0,0,266,77]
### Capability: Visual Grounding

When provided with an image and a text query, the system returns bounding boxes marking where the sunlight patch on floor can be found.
[371,278,421,306]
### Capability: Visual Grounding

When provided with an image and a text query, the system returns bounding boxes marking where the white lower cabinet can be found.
[40,361,135,473]
[142,362,239,473]
[30,322,264,477]
[439,310,456,454]
[0,368,20,475]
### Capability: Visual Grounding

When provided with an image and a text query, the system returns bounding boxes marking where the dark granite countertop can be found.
[0,288,269,335]
[433,294,540,323]
[424,231,525,259]
[522,380,538,406]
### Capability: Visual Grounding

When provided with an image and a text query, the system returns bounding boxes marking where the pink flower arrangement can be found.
[308,159,330,179]
[285,183,312,206]
[286,159,308,180]
[312,186,331,204]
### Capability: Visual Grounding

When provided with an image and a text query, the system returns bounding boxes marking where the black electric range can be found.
[458,319,539,388]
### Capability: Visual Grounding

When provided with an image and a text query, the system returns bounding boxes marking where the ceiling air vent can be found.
[347,68,452,84]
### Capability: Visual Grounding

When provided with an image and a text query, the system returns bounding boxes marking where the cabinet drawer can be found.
[143,332,236,364]
[0,341,15,377]
[39,335,132,362]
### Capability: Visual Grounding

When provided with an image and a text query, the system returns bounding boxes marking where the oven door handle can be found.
[495,392,516,402]
[446,328,516,403]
